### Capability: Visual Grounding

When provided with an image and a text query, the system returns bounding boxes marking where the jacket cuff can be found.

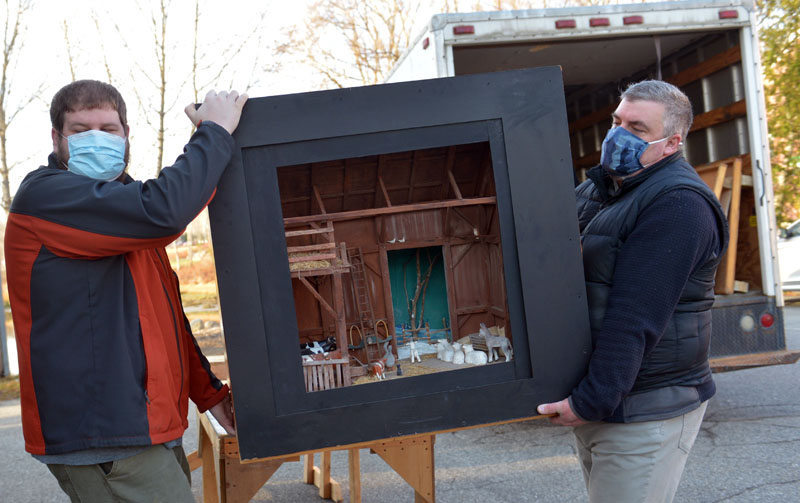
[197,120,235,144]
[194,383,230,413]
[568,395,592,423]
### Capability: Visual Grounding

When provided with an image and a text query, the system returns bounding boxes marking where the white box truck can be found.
[387,0,799,370]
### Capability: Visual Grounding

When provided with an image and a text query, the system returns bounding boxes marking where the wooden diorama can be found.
[209,67,591,460]
[281,139,512,391]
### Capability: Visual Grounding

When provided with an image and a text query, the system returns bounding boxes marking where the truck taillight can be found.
[760,313,775,328]
[719,10,739,19]
[590,18,610,27]
[453,25,475,35]
[423,37,430,49]
[555,19,576,29]
[624,15,644,25]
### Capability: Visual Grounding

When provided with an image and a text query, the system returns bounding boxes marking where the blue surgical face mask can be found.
[600,126,668,177]
[62,130,127,181]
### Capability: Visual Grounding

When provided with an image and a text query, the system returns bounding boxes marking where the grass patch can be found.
[0,375,20,401]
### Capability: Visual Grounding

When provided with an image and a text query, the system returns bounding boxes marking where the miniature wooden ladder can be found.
[347,247,379,363]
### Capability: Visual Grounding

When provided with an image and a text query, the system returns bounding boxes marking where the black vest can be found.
[576,154,729,421]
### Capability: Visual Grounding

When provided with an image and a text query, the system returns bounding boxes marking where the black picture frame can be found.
[209,67,591,460]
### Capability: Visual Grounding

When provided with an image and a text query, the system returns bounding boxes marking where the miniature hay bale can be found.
[288,251,331,271]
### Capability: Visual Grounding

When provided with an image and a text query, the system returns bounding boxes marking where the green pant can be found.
[47,445,194,503]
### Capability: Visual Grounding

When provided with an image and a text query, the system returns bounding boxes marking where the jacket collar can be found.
[587,152,684,202]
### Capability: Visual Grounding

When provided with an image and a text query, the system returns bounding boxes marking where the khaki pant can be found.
[47,445,194,503]
[574,401,708,503]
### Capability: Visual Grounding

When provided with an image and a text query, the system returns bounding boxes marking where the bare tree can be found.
[62,20,76,81]
[0,0,41,213]
[286,0,427,89]
[402,248,439,338]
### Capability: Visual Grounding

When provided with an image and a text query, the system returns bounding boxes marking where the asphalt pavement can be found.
[2,307,799,502]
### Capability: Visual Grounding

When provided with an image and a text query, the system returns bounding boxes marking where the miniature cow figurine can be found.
[479,323,513,362]
[300,336,337,356]
[369,359,386,380]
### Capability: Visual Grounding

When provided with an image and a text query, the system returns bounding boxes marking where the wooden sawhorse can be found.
[189,409,551,502]
[189,410,435,502]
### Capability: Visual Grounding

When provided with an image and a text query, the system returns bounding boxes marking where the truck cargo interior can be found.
[451,29,780,359]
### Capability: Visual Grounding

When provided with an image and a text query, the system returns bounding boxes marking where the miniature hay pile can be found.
[349,354,452,385]
[288,251,331,271]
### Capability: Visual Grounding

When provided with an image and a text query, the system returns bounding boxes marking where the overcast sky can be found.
[7,0,314,190]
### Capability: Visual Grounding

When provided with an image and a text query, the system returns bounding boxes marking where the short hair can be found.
[50,80,128,133]
[621,80,693,140]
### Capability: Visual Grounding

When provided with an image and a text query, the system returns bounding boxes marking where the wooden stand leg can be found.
[348,449,361,503]
[304,453,315,484]
[371,435,435,503]
[194,410,297,503]
[308,451,343,502]
[199,417,220,503]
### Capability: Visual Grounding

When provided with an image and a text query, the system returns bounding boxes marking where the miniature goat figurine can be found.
[408,340,422,363]
[479,323,513,362]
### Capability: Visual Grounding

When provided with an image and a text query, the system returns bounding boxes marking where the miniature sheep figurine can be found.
[436,340,451,360]
[452,342,465,365]
[442,342,455,362]
[463,344,488,365]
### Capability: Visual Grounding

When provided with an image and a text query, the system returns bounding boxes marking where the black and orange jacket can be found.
[5,122,234,456]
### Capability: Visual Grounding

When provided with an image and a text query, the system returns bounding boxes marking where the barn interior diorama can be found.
[279,141,514,391]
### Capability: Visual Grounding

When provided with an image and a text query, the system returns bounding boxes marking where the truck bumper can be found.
[710,349,800,372]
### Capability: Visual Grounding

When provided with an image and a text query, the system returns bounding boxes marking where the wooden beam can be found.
[568,102,616,134]
[298,276,338,317]
[477,146,493,197]
[313,185,327,214]
[452,207,477,229]
[285,227,335,238]
[282,196,497,225]
[440,147,456,199]
[443,243,459,342]
[456,305,490,316]
[689,99,746,133]
[341,159,348,212]
[717,157,742,295]
[374,155,385,209]
[379,245,396,346]
[379,175,392,207]
[407,151,420,203]
[448,170,463,200]
[666,45,742,88]
[452,242,475,269]
[287,242,337,254]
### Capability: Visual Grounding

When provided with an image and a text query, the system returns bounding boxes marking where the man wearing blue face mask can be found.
[5,80,247,502]
[538,80,728,503]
